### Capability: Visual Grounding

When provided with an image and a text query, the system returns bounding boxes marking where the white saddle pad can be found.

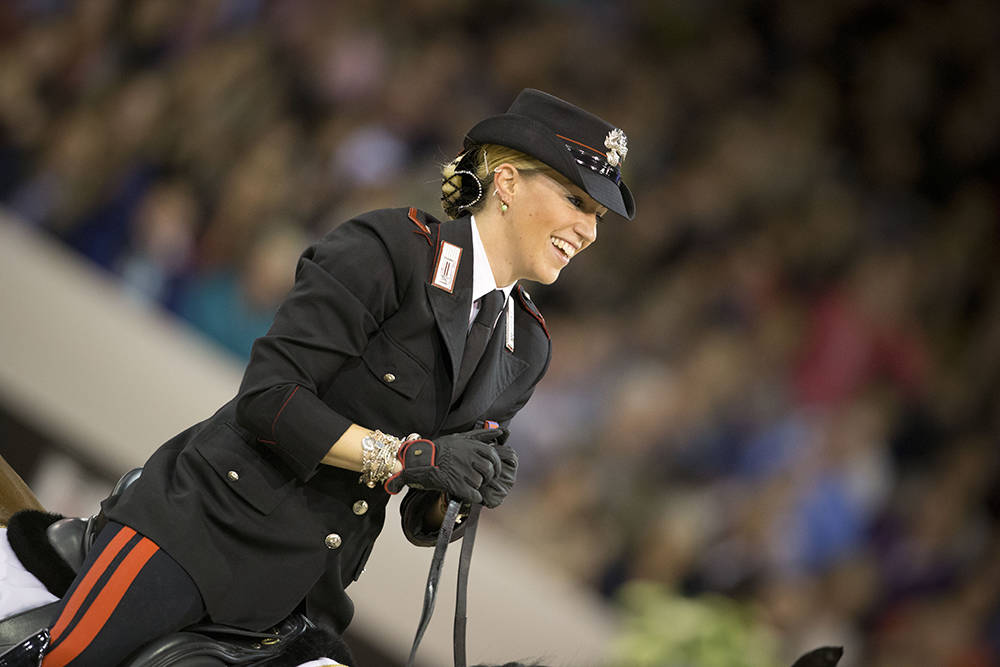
[0,526,59,618]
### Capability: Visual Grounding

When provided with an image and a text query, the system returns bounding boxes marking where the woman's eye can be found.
[567,196,583,209]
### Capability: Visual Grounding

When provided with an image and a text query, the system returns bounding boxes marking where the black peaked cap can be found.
[464,89,635,220]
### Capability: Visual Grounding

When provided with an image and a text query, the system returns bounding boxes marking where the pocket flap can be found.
[361,331,429,400]
[195,425,295,514]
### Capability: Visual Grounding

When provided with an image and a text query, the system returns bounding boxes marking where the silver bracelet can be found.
[359,430,419,488]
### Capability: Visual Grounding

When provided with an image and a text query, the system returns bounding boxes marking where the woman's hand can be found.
[480,442,517,508]
[384,429,506,504]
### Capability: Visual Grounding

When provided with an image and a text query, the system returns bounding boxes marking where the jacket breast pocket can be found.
[361,330,429,400]
[194,424,295,515]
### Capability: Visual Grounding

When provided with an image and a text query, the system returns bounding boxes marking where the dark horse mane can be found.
[5,510,76,596]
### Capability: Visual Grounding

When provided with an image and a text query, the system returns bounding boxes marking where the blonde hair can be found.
[440,143,555,219]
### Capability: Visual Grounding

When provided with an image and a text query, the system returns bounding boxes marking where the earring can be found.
[494,189,508,213]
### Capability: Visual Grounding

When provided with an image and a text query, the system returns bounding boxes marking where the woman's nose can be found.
[576,215,598,245]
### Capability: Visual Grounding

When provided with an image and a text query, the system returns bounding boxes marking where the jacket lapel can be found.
[425,217,474,385]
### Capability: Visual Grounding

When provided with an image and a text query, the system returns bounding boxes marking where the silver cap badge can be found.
[604,128,628,167]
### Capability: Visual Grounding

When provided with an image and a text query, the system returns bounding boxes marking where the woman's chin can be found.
[529,263,562,285]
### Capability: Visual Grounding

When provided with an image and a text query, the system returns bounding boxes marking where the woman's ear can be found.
[492,163,518,204]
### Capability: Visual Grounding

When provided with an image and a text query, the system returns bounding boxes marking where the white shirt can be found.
[469,215,515,329]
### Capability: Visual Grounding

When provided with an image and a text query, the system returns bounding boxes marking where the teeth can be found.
[550,237,576,259]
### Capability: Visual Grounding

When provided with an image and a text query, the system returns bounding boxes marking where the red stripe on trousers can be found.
[43,537,159,667]
[48,525,137,642]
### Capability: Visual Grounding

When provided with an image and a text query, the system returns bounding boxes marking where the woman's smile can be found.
[550,236,577,262]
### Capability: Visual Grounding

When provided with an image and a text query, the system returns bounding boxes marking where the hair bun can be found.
[440,149,484,219]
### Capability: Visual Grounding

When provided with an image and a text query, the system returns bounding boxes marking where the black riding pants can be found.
[42,522,205,667]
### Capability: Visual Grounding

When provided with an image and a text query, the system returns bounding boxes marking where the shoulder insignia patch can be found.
[408,207,432,246]
[431,240,462,293]
[516,285,549,339]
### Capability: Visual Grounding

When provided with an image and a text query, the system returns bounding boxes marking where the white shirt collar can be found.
[470,215,515,302]
[469,215,515,324]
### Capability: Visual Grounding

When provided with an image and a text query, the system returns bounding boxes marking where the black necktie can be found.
[454,289,504,400]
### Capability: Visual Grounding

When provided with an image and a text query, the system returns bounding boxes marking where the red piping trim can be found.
[384,437,436,495]
[407,206,434,247]
[422,440,437,466]
[430,239,443,284]
[517,286,549,339]
[556,133,607,158]
[271,386,299,440]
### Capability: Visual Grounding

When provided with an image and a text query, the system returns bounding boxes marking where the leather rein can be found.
[405,500,482,667]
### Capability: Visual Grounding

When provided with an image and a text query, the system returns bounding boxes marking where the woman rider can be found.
[33,88,635,667]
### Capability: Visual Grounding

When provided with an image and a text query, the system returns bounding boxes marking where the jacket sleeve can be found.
[399,489,472,546]
[233,215,411,481]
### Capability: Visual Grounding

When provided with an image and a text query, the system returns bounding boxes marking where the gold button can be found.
[227,470,239,482]
[324,533,342,549]
[383,373,396,383]
[413,448,422,456]
[353,500,369,515]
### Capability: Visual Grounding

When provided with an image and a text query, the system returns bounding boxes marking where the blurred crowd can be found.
[1,0,998,665]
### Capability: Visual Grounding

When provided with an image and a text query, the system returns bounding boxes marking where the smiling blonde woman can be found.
[28,89,635,667]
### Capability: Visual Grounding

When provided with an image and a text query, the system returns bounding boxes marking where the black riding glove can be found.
[384,429,505,504]
[480,443,517,508]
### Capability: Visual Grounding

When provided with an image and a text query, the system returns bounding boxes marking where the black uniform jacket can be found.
[102,208,551,633]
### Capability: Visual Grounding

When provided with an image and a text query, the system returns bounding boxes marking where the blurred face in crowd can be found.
[498,168,606,285]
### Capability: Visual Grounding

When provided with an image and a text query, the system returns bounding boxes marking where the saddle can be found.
[0,616,341,667]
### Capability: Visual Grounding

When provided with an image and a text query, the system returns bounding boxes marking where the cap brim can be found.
[578,167,635,220]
